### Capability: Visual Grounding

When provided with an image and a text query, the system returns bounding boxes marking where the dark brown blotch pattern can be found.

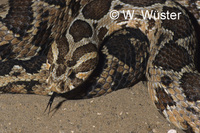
[69,43,97,66]
[120,0,166,7]
[22,56,46,74]
[82,0,112,20]
[56,36,69,64]
[153,42,192,71]
[0,56,47,76]
[3,0,33,36]
[11,72,21,77]
[0,81,40,94]
[155,87,176,112]
[98,27,108,41]
[75,58,98,73]
[68,0,81,17]
[69,20,92,42]
[0,60,18,76]
[31,20,53,57]
[41,0,66,8]
[114,5,123,10]
[47,45,53,64]
[180,72,200,102]
[0,43,15,60]
[156,33,165,46]
[161,6,193,41]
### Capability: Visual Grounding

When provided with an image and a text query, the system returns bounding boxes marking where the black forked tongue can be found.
[44,92,57,114]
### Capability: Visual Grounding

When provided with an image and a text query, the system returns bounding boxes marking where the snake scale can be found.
[0,0,200,132]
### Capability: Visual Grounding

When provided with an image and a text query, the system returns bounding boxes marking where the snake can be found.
[0,0,199,132]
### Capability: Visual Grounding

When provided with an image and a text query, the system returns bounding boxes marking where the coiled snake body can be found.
[0,0,200,132]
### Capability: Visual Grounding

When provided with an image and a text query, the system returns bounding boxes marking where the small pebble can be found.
[97,112,101,115]
[167,129,177,133]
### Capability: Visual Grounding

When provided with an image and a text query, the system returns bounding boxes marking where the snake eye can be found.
[68,70,76,79]
[67,60,77,67]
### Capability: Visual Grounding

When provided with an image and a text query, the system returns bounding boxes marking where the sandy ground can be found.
[0,0,189,133]
[0,82,184,133]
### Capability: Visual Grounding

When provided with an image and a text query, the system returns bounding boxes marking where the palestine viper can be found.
[0,0,200,132]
